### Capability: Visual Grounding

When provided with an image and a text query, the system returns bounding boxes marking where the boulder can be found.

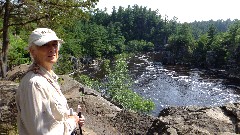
[148,104,240,134]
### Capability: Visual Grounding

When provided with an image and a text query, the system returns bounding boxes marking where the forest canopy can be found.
[1,3,240,76]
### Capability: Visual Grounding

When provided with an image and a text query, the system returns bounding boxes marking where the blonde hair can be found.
[28,42,61,62]
[29,44,36,62]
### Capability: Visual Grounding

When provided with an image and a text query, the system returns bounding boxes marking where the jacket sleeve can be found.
[20,79,76,135]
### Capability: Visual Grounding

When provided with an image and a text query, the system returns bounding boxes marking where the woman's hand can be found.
[78,115,85,127]
[69,115,79,124]
[69,115,85,127]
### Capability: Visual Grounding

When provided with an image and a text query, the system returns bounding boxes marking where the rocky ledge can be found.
[1,65,240,134]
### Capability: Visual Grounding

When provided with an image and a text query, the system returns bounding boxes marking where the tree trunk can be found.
[1,0,10,78]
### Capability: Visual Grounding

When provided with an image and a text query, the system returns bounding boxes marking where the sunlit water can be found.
[129,52,240,116]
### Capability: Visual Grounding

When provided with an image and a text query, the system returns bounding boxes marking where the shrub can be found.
[75,54,155,113]
[8,34,30,68]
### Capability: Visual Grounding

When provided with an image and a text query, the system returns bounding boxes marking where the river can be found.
[128,52,240,116]
[81,52,240,117]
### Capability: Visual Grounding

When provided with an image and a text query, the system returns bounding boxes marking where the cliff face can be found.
[1,65,240,134]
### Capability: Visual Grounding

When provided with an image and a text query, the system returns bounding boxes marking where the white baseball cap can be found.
[26,28,64,50]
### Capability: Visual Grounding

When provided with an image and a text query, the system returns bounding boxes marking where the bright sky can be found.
[95,0,240,23]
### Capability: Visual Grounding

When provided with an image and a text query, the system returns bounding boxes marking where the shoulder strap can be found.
[28,63,61,95]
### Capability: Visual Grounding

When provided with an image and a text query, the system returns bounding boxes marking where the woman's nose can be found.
[49,45,56,52]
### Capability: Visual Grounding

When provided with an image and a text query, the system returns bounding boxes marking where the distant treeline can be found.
[190,19,236,38]
[7,5,240,74]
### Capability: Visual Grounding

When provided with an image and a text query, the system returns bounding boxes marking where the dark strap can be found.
[27,63,61,95]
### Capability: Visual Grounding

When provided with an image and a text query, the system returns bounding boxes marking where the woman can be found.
[16,28,85,135]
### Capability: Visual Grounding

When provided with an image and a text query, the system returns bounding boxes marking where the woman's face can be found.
[30,40,59,69]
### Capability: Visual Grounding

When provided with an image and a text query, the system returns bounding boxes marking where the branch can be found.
[46,1,83,8]
[0,17,46,32]
[10,13,28,16]
[8,16,47,27]
[44,1,94,9]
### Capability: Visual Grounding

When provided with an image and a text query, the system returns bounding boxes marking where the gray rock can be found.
[147,105,240,134]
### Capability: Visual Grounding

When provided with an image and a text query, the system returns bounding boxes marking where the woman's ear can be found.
[29,46,36,58]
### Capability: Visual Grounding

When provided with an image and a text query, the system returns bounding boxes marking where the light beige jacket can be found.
[16,65,76,135]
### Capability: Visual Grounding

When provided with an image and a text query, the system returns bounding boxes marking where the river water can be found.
[82,52,240,117]
[128,52,240,116]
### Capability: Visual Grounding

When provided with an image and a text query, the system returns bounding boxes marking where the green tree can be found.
[126,40,154,52]
[206,24,216,49]
[223,21,240,65]
[211,33,227,66]
[192,34,208,67]
[81,23,109,58]
[168,23,195,62]
[90,8,110,26]
[0,0,98,78]
[106,22,126,56]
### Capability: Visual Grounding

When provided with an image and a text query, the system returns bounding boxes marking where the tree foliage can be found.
[168,23,195,62]
[3,3,240,73]
[8,34,30,69]
[0,0,98,78]
[126,40,154,52]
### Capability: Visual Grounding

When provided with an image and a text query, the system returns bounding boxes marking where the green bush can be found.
[126,40,154,52]
[8,34,31,68]
[113,89,155,113]
[75,55,155,113]
[74,74,101,92]
[105,55,154,113]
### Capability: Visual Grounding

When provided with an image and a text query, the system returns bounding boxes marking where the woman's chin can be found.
[48,57,58,63]
[45,59,57,64]
[49,60,57,63]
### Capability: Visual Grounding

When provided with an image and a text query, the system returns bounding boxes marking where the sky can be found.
[95,0,240,23]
